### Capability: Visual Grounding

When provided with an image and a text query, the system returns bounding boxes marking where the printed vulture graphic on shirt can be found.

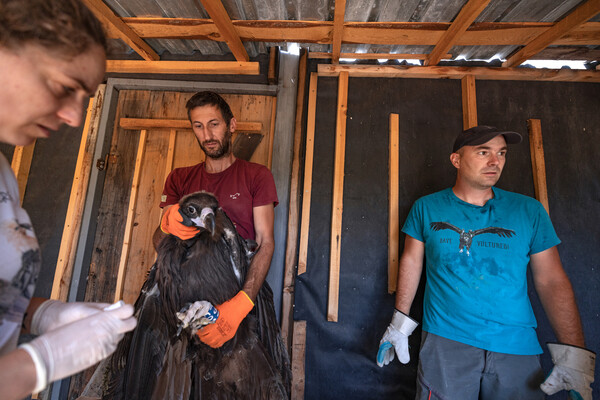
[430,221,515,256]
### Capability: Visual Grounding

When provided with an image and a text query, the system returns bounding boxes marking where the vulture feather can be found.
[102,191,291,400]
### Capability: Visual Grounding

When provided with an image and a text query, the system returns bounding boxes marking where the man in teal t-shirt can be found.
[377,126,595,399]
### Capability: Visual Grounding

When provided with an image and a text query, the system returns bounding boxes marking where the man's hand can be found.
[20,303,136,393]
[161,204,200,240]
[197,291,254,348]
[376,309,419,367]
[541,343,595,400]
[30,300,109,335]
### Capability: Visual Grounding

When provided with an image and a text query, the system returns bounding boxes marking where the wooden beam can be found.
[114,129,147,302]
[425,0,491,66]
[461,75,478,129]
[10,141,36,205]
[267,101,277,169]
[282,49,308,349]
[528,119,550,214]
[317,64,600,82]
[331,0,347,64]
[328,71,349,322]
[119,118,262,133]
[106,60,259,75]
[81,0,159,61]
[504,0,600,67]
[268,46,278,85]
[290,320,307,400]
[310,52,452,60]
[199,0,249,62]
[388,114,399,294]
[298,72,318,276]
[52,86,105,301]
[118,18,600,46]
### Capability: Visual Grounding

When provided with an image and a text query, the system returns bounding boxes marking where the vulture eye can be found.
[187,205,197,215]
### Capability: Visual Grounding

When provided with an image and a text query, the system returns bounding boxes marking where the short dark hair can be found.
[186,91,234,124]
[0,0,107,56]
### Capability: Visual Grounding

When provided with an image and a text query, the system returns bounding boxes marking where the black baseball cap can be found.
[453,125,522,153]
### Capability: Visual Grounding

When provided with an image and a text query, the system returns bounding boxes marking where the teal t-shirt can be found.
[402,187,560,355]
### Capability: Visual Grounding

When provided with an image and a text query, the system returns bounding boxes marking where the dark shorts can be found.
[416,332,546,400]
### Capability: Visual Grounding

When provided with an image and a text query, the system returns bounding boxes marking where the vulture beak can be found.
[189,207,215,235]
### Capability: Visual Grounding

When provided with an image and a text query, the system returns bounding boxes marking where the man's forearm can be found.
[536,278,585,347]
[242,240,274,302]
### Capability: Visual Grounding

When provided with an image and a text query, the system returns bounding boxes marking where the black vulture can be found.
[103,191,291,399]
[430,221,515,255]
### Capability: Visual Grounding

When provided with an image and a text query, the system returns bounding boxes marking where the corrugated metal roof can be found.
[103,0,599,64]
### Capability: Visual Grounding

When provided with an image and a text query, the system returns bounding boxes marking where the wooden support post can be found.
[328,71,349,322]
[291,320,307,400]
[268,100,277,169]
[527,119,550,214]
[268,46,278,85]
[114,129,147,302]
[461,75,478,129]
[10,141,36,205]
[52,85,106,300]
[298,72,318,276]
[282,49,308,347]
[388,114,400,294]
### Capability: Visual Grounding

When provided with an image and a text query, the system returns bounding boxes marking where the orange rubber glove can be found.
[197,291,254,348]
[160,204,200,240]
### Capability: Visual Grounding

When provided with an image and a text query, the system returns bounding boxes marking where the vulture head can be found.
[178,191,219,237]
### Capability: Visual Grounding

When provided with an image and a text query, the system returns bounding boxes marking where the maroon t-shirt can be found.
[160,159,278,240]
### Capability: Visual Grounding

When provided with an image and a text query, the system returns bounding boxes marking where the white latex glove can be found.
[376,309,419,367]
[540,343,596,400]
[31,299,110,335]
[20,302,136,393]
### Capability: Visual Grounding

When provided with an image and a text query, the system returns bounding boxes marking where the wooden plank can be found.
[119,18,600,46]
[268,46,278,85]
[199,0,249,62]
[281,49,307,348]
[331,0,347,63]
[388,114,400,294]
[81,0,159,61]
[114,129,147,302]
[52,85,105,301]
[328,71,348,322]
[310,52,452,60]
[267,101,277,169]
[120,117,262,133]
[10,141,36,205]
[291,320,307,400]
[461,75,478,129]
[528,119,550,215]
[504,0,600,67]
[426,0,491,66]
[317,64,600,82]
[298,73,318,276]
[106,60,259,75]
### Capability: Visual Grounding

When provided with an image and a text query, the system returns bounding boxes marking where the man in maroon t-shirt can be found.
[153,91,278,349]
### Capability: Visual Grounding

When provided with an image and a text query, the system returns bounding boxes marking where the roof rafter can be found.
[198,0,249,62]
[331,0,347,64]
[116,19,600,46]
[425,0,491,66]
[504,0,600,67]
[105,60,259,75]
[81,0,159,61]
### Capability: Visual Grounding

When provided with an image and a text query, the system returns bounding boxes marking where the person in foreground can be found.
[0,1,136,399]
[153,90,279,349]
[377,125,595,399]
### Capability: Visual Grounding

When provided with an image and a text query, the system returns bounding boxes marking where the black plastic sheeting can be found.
[293,63,599,399]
